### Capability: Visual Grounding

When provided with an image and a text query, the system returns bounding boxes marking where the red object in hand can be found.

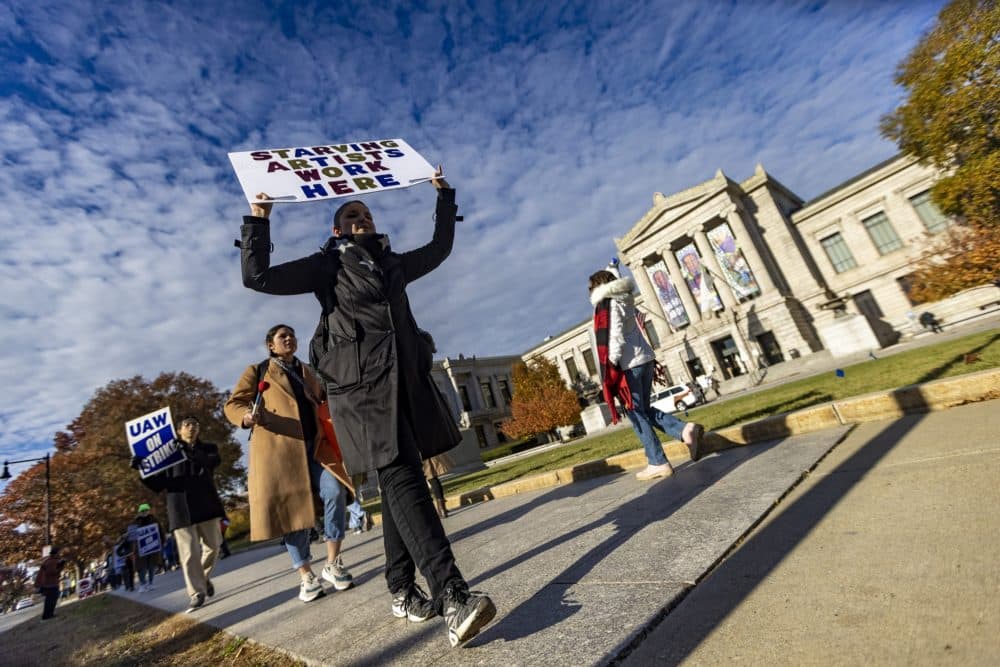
[251,381,270,419]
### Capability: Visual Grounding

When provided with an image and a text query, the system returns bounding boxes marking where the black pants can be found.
[377,408,463,611]
[41,586,59,619]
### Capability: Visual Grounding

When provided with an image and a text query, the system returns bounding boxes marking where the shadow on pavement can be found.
[607,382,945,665]
[465,442,778,646]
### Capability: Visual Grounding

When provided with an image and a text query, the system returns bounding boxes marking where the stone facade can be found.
[432,354,521,455]
[522,154,996,393]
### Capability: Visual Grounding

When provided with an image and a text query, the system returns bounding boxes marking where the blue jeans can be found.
[347,499,366,530]
[624,362,687,466]
[284,455,346,569]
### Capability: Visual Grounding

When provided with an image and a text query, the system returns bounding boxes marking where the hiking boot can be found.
[391,583,436,622]
[206,580,214,597]
[683,423,704,461]
[299,573,325,602]
[442,581,496,647]
[636,463,673,481]
[185,593,205,613]
[321,556,353,591]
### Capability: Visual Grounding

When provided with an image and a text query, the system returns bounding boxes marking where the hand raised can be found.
[430,165,450,190]
[250,193,273,219]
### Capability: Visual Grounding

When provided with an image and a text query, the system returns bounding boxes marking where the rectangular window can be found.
[564,356,579,382]
[862,211,903,255]
[896,275,923,306]
[819,232,857,273]
[480,381,497,409]
[581,347,598,376]
[497,379,512,403]
[459,386,472,412]
[909,190,949,233]
[475,425,488,448]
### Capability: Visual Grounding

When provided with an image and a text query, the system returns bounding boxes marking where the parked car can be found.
[14,597,34,611]
[650,384,699,413]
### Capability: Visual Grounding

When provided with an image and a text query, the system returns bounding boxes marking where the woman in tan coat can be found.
[225,323,354,602]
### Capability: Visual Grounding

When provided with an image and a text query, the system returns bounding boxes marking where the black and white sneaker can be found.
[443,581,496,647]
[391,583,436,622]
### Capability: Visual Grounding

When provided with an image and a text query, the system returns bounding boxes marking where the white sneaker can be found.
[299,573,325,602]
[636,463,673,481]
[321,557,354,591]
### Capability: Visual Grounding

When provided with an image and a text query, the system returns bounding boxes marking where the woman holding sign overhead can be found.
[236,168,495,648]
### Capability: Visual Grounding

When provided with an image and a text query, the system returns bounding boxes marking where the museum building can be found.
[526,154,998,394]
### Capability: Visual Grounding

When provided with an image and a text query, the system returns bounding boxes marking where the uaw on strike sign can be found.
[228,138,437,204]
[125,407,186,479]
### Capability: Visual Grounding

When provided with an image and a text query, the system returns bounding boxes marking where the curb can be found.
[438,366,1000,512]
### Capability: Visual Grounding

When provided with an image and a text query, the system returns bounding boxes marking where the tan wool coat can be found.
[225,358,352,541]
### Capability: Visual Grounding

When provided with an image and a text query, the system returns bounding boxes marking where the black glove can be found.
[130,456,142,470]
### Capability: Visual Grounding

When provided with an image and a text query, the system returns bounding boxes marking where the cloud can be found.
[0,0,945,470]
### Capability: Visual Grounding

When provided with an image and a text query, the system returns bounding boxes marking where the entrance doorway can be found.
[685,357,705,382]
[711,336,744,379]
[755,331,784,366]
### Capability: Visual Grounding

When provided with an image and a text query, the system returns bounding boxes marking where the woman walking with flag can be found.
[589,269,705,480]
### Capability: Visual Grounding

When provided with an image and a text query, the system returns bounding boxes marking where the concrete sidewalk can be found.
[121,398,1000,666]
[623,398,1000,666]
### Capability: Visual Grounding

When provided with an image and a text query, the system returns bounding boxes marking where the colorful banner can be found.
[228,138,436,204]
[125,407,186,479]
[707,223,761,299]
[644,260,689,329]
[674,243,721,312]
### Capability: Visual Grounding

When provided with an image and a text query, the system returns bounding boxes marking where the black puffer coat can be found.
[239,189,461,473]
[140,440,226,532]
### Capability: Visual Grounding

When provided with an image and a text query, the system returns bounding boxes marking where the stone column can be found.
[663,245,700,325]
[723,205,777,294]
[697,229,738,310]
[630,260,674,340]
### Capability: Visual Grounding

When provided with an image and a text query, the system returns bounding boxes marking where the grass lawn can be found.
[1,593,303,666]
[434,328,1000,498]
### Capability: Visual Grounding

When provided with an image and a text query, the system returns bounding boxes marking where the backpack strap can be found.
[252,358,270,410]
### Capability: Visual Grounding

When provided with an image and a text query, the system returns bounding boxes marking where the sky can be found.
[0,0,946,475]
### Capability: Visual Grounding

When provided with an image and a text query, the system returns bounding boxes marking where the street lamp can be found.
[0,453,51,547]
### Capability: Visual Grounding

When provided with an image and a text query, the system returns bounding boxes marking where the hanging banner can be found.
[674,243,722,312]
[707,223,761,298]
[644,260,689,329]
[228,138,436,204]
[125,407,186,479]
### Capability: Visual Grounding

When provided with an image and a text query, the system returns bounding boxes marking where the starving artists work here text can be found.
[228,138,436,204]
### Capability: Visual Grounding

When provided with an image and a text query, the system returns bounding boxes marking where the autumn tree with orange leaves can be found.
[880,0,1000,301]
[0,372,245,569]
[501,357,581,441]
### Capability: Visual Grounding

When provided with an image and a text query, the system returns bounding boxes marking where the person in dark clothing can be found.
[131,503,163,593]
[115,534,136,592]
[238,167,495,647]
[35,546,65,620]
[134,416,225,613]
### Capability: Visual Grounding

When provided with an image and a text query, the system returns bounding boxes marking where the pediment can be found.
[618,177,728,249]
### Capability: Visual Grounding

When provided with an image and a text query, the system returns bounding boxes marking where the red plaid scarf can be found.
[594,297,633,424]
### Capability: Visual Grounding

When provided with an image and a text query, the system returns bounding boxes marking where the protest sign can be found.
[125,407,186,479]
[228,138,436,204]
[135,524,161,557]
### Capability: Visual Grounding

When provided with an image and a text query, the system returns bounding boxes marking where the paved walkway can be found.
[108,398,1000,665]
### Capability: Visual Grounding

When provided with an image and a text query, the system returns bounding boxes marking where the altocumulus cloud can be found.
[0,0,943,469]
